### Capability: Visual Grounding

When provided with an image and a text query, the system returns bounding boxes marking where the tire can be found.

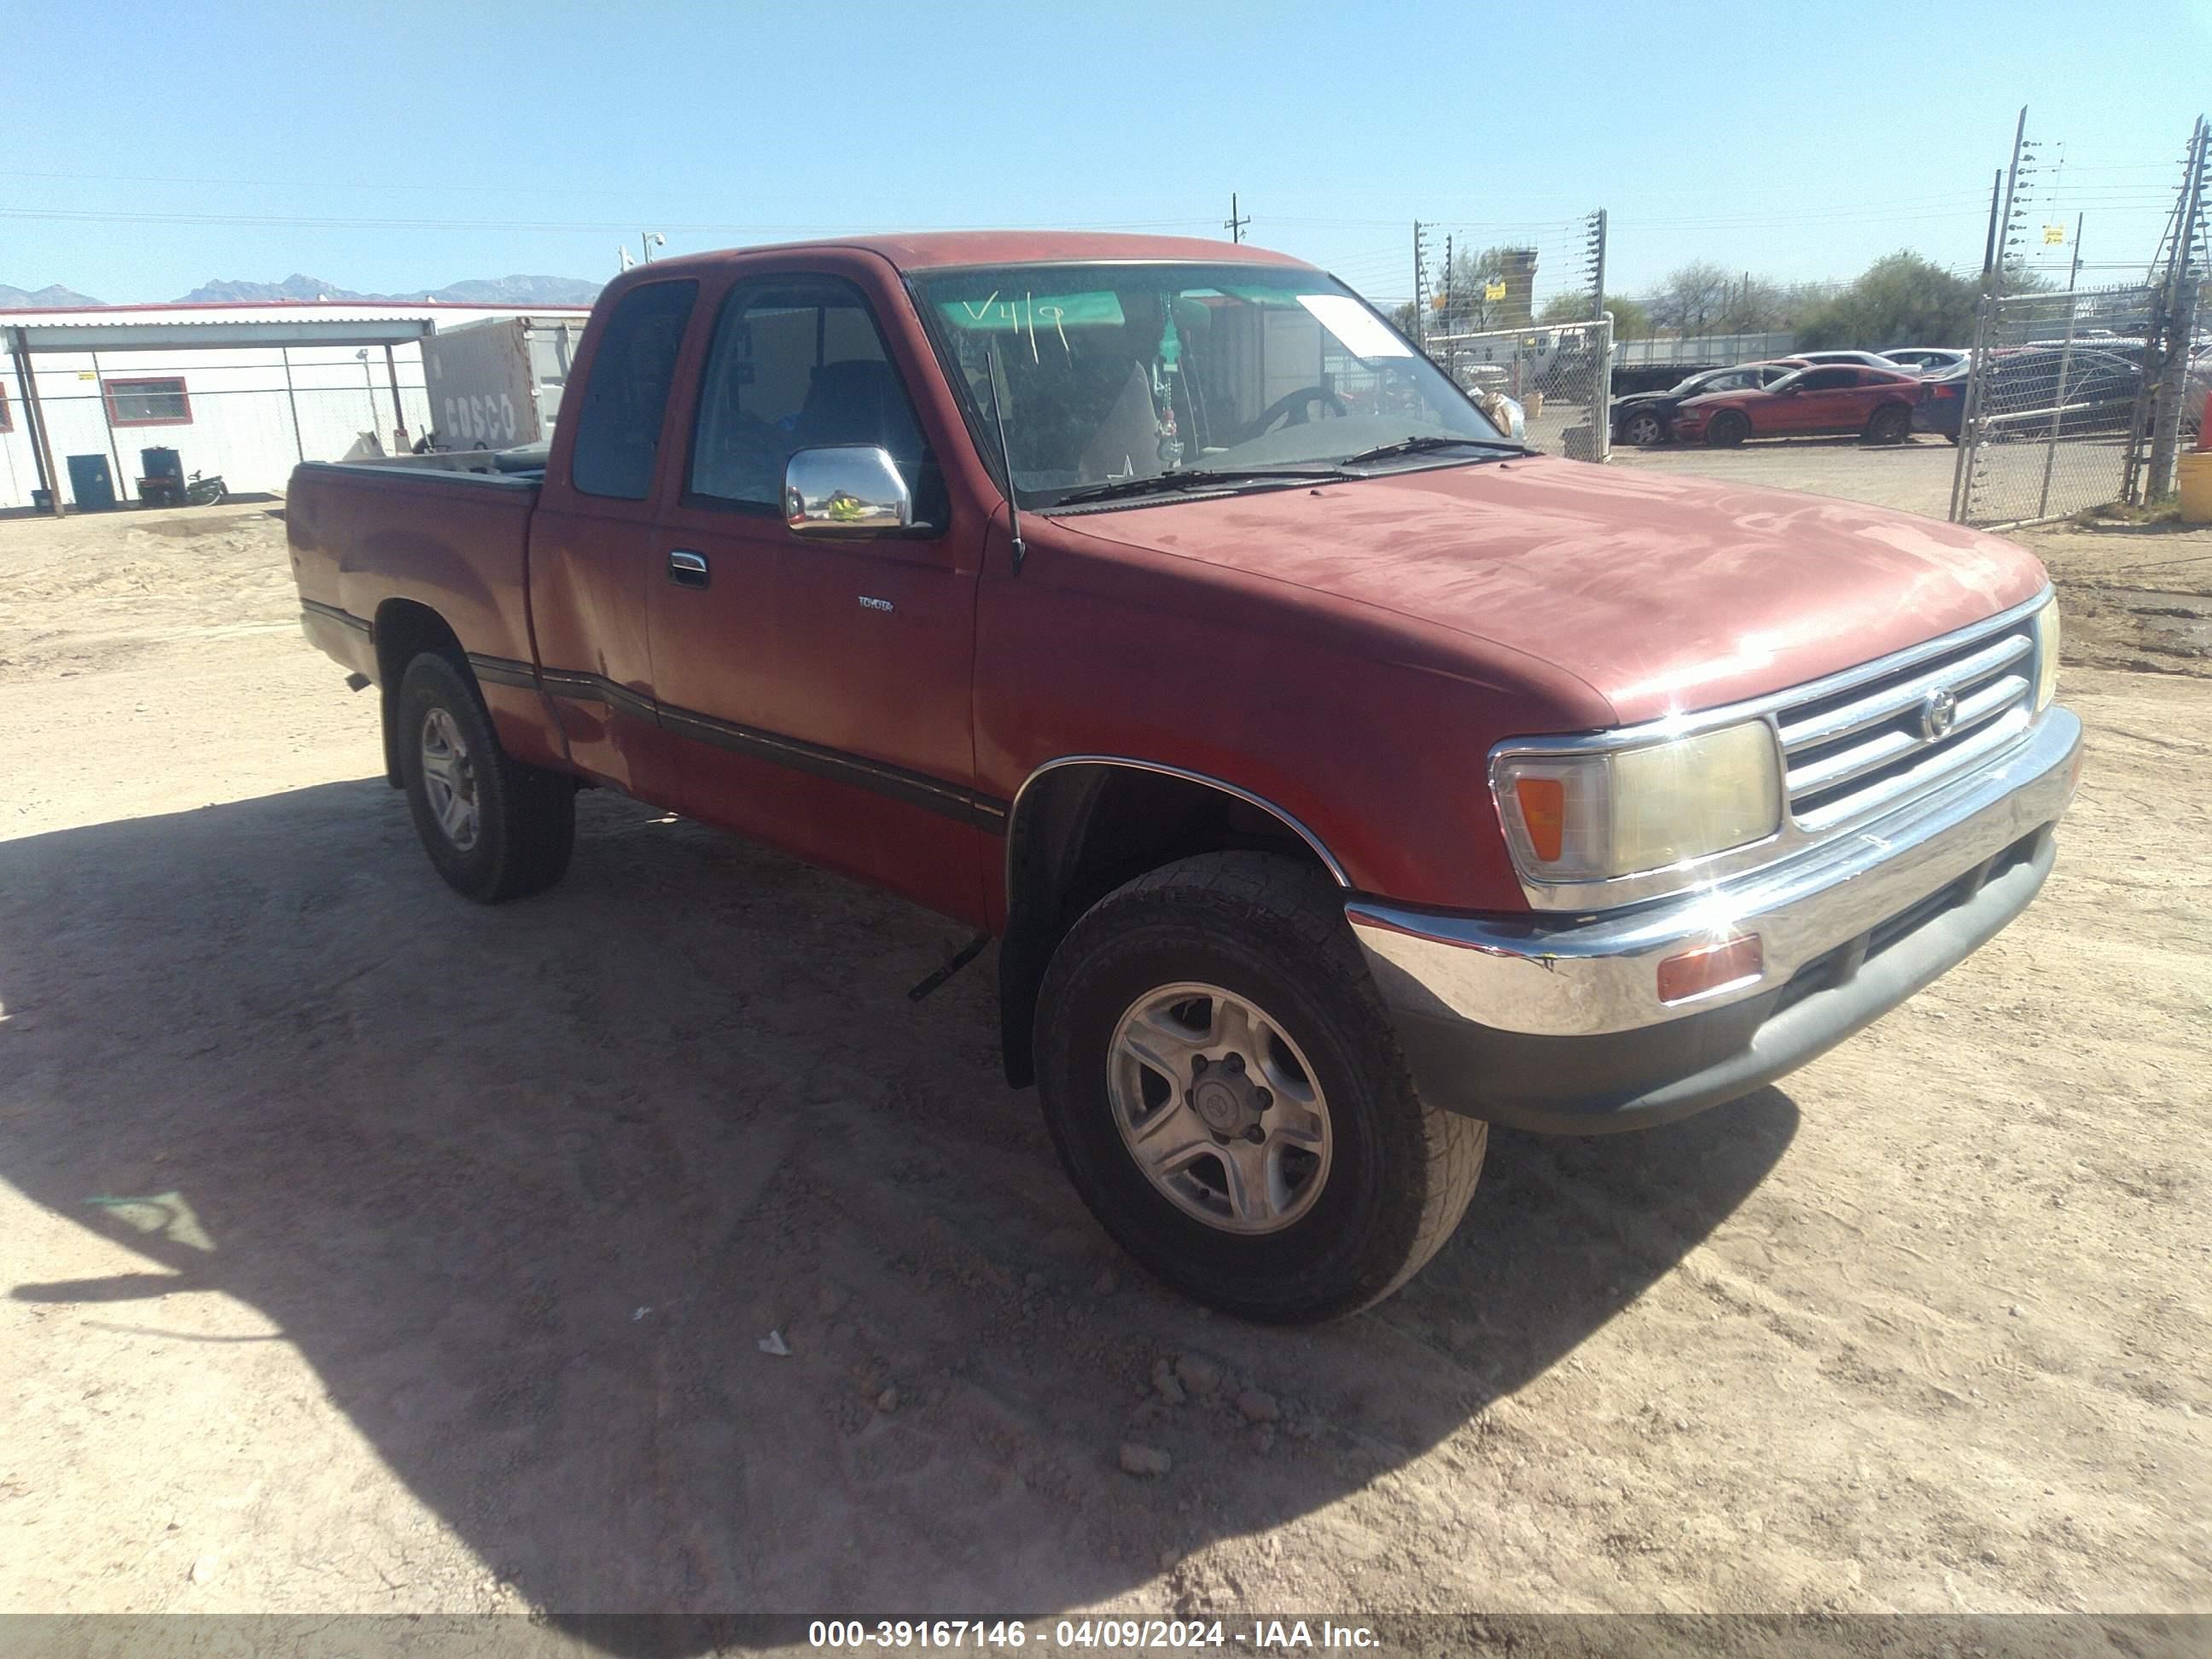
[1864,405,1912,445]
[394,651,576,903]
[1704,410,1750,447]
[1033,851,1486,1323]
[1620,408,1668,446]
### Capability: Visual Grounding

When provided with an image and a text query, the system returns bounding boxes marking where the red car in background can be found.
[1673,363,1922,446]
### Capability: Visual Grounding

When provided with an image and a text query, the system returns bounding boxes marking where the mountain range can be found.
[1,273,604,309]
[0,282,104,308]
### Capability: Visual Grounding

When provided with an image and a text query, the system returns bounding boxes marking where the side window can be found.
[104,377,191,426]
[570,279,698,500]
[1800,368,1857,392]
[687,276,939,521]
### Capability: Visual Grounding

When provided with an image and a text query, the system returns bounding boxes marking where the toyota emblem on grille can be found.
[1919,686,1959,742]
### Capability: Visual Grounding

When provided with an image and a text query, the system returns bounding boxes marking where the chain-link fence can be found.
[1424,318,1612,460]
[1948,282,2179,527]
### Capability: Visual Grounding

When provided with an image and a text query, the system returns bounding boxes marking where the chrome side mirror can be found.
[784,445,912,535]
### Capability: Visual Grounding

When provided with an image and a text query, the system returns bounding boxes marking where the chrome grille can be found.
[1777,613,2040,833]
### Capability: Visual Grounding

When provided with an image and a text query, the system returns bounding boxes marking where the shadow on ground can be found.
[0,783,1795,1640]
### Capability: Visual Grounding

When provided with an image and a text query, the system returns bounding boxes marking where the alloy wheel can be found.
[1106,982,1333,1234]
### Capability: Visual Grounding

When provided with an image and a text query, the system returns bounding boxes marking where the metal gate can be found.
[1948,282,2168,527]
[1424,317,1613,462]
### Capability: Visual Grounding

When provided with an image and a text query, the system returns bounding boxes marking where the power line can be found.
[0,206,1223,236]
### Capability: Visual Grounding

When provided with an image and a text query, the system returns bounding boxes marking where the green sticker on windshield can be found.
[938,291,1126,332]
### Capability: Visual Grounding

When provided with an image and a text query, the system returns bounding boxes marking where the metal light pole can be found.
[641,231,666,264]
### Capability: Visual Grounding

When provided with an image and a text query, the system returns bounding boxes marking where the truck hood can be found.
[1060,455,2047,725]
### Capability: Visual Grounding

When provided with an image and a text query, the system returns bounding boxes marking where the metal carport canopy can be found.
[6,310,441,515]
[8,317,432,351]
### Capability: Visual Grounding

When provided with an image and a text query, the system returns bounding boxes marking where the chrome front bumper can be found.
[1346,707,2081,1132]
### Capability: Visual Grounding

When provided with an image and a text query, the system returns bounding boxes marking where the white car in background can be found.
[1790,349,1903,370]
[1883,347,1970,375]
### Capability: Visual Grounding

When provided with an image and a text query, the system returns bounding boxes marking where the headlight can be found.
[1494,721,1784,884]
[2032,600,2061,711]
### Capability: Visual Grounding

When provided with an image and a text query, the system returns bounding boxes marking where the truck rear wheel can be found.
[395,652,575,903]
[1033,851,1485,1323]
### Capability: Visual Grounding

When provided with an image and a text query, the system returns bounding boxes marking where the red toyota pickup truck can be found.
[288,231,2081,1321]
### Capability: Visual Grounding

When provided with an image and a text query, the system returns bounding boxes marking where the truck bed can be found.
[287,458,560,772]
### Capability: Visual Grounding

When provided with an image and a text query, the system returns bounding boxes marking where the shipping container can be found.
[421,315,586,452]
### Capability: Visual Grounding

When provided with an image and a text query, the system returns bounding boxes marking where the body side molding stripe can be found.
[300,598,372,636]
[306,600,1005,835]
[466,653,539,690]
[539,667,1007,832]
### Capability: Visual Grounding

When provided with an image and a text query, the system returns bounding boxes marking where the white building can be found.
[1,300,592,512]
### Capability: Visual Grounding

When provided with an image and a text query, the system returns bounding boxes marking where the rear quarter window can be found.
[569,280,699,499]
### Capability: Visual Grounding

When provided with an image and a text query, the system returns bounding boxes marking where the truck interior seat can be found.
[794,359,925,476]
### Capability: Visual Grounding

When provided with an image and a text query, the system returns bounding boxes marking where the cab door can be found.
[643,267,988,924]
[526,276,698,797]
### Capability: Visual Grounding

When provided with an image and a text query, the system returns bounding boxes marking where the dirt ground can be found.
[0,497,2207,1633]
[1612,433,1965,520]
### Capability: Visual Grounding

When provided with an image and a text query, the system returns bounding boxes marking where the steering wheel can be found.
[1240,384,1349,443]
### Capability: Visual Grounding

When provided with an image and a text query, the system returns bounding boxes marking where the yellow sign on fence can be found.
[2043,224,2066,245]
[1483,279,1508,301]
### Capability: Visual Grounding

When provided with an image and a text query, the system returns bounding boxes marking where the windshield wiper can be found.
[1339,435,1533,466]
[1051,466,1355,507]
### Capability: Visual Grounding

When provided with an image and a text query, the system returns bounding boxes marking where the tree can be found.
[1795,252,1979,349]
[1648,261,1735,335]
[1713,275,1789,334]
[1539,288,1650,339]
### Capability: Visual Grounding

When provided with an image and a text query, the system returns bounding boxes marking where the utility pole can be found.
[1443,233,1454,327]
[1224,193,1249,244]
[1954,113,2028,522]
[2145,114,2209,501]
[1994,107,2029,298]
[1412,221,1431,349]
[1981,168,2003,281]
[1584,208,1607,320]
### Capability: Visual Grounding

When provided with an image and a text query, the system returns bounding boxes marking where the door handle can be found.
[667,549,709,589]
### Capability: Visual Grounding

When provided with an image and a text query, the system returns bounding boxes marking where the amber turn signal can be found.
[1514,776,1567,863]
[1656,934,1764,1004]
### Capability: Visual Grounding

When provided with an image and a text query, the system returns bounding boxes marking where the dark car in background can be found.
[1913,348,2143,444]
[1674,364,1922,446]
[1610,360,1803,446]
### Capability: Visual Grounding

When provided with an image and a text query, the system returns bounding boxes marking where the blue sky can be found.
[7,0,2209,306]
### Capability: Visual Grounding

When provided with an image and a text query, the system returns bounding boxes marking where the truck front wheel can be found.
[1033,852,1486,1322]
[395,652,575,903]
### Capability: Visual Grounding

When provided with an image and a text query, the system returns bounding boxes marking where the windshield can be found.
[914,262,1510,509]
